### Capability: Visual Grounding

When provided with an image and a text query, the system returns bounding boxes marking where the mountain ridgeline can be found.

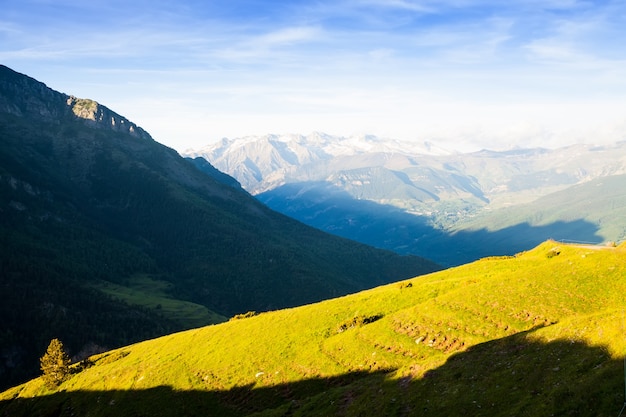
[0,65,440,390]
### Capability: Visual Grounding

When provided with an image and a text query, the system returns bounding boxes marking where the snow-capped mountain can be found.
[185,133,626,207]
[185,132,451,194]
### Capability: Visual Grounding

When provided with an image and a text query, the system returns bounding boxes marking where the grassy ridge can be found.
[2,241,626,416]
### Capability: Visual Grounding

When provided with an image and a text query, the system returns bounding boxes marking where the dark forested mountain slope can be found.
[0,65,440,390]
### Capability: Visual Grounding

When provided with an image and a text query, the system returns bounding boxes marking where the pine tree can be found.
[40,338,71,389]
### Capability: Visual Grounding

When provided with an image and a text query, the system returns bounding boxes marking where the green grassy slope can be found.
[3,240,626,416]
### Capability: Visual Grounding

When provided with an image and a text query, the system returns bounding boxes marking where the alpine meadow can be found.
[2,241,626,416]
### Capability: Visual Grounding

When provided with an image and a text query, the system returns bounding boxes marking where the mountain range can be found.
[186,133,626,265]
[0,65,439,390]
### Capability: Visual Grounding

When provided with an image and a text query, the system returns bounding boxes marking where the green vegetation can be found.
[2,241,626,416]
[88,275,226,328]
[39,339,70,389]
[230,311,258,321]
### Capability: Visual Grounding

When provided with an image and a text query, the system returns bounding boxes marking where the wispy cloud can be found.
[351,0,436,13]
[213,26,326,63]
[258,26,324,47]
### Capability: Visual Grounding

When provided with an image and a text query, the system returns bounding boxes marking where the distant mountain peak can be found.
[184,133,454,194]
[189,133,452,158]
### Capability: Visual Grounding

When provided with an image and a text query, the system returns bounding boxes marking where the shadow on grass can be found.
[257,182,605,267]
[2,335,624,416]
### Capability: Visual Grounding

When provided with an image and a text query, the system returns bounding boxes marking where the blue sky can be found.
[2,0,626,152]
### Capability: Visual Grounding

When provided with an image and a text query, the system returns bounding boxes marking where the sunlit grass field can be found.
[3,240,626,416]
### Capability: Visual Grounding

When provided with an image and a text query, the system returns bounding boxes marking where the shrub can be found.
[230,311,258,321]
[40,338,71,389]
[546,248,561,258]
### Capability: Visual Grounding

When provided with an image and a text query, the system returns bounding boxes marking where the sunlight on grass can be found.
[3,241,626,416]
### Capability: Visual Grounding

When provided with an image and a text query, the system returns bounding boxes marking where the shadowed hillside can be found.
[258,182,605,266]
[1,337,622,416]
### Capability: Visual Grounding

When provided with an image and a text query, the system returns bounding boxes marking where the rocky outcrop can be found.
[0,65,152,141]
[64,95,152,140]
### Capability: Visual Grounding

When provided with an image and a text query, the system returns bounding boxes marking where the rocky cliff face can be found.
[65,96,152,140]
[0,65,152,141]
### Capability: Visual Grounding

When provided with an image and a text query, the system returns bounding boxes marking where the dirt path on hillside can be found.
[569,244,617,250]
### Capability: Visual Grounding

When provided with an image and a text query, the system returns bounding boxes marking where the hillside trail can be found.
[565,243,617,250]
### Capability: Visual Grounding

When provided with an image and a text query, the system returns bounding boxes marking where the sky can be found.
[2,0,626,152]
